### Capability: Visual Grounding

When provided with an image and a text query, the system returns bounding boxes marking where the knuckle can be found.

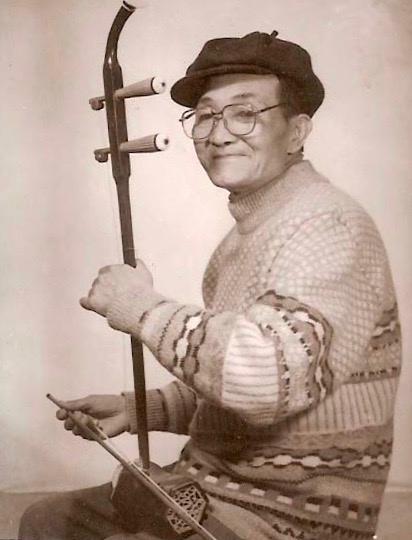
[56,409,66,420]
[91,277,100,288]
[99,265,116,275]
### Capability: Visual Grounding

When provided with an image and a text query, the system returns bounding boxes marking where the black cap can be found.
[171,31,324,117]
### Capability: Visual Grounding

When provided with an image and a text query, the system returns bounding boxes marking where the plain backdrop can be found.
[0,0,411,493]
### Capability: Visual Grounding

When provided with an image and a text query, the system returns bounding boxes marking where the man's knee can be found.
[18,490,95,539]
[105,531,206,540]
[105,535,163,540]
[18,484,126,540]
[19,496,62,539]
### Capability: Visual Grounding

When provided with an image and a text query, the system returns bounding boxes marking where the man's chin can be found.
[207,167,248,190]
[209,175,246,192]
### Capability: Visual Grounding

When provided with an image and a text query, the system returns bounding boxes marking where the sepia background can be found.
[1,0,411,510]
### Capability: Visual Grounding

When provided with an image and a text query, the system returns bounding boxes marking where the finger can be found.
[72,415,100,439]
[98,265,114,275]
[86,415,103,434]
[71,410,87,425]
[56,408,68,420]
[73,424,89,437]
[80,296,93,310]
[134,260,154,287]
[135,258,147,269]
[68,412,89,436]
[94,418,107,434]
[57,398,91,413]
[64,417,75,431]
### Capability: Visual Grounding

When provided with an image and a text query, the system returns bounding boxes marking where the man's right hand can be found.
[56,394,130,439]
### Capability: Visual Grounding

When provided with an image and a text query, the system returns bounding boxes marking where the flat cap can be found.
[171,31,324,117]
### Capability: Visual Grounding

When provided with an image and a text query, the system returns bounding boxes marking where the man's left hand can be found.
[80,260,153,317]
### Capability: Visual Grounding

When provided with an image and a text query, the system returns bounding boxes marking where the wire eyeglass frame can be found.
[179,102,286,141]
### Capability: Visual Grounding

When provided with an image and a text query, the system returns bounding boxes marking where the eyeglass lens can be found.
[183,104,256,140]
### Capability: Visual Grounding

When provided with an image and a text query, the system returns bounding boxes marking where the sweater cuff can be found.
[122,390,167,433]
[106,285,167,338]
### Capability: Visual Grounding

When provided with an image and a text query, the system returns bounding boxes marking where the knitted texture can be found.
[124,381,198,435]
[114,160,401,540]
[122,389,168,433]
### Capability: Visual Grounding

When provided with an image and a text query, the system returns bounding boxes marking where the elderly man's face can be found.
[193,73,297,193]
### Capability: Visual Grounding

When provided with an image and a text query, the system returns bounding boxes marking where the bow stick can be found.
[89,1,168,473]
[47,394,219,540]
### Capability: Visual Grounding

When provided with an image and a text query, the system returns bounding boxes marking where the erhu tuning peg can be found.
[115,76,166,100]
[94,147,110,162]
[89,95,106,111]
[89,77,165,110]
[120,133,169,154]
[94,134,169,163]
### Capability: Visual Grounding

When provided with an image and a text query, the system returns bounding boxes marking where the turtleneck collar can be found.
[228,158,324,234]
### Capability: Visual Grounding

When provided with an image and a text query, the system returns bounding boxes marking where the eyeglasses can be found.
[179,102,285,141]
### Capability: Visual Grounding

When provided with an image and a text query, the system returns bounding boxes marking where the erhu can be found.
[47,2,225,539]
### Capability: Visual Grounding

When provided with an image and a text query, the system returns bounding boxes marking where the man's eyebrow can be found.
[230,92,259,100]
[197,92,260,106]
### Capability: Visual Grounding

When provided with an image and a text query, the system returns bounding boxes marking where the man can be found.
[20,31,400,540]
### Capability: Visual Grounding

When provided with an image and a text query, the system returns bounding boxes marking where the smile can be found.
[213,154,247,160]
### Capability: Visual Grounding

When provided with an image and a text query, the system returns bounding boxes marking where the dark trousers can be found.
[18,482,183,540]
[19,483,128,540]
[18,482,241,540]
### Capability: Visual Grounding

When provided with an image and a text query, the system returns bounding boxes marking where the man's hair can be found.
[277,76,308,119]
[277,77,308,154]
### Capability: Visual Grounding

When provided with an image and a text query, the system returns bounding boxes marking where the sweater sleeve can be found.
[107,211,385,427]
[123,380,198,435]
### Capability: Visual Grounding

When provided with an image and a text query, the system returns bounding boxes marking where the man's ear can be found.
[287,114,312,154]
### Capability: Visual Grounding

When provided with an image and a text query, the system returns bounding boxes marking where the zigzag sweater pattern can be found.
[109,161,401,540]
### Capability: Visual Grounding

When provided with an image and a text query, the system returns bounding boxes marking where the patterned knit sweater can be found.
[108,160,401,540]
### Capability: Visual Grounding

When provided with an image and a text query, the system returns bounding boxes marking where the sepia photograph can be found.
[1,1,411,539]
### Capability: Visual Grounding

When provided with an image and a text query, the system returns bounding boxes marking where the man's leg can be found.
[18,482,246,540]
[18,483,129,540]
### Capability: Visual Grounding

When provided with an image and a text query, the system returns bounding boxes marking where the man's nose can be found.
[207,116,237,145]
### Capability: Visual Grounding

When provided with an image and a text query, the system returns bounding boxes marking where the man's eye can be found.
[234,110,254,122]
[195,112,213,124]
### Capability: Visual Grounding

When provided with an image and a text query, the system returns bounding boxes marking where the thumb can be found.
[58,397,92,413]
[97,415,128,438]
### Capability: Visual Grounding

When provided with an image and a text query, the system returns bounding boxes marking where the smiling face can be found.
[193,73,304,194]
